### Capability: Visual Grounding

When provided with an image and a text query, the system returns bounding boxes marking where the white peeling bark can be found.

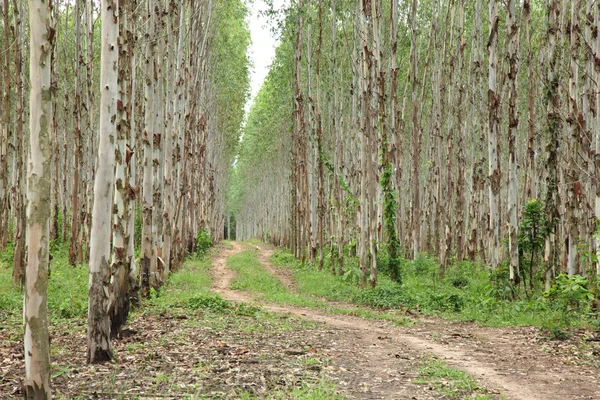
[87,0,118,364]
[25,0,53,396]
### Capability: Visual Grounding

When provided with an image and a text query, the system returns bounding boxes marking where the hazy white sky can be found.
[247,0,288,104]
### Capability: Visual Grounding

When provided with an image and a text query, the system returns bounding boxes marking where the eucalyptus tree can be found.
[141,0,157,298]
[506,0,521,283]
[488,0,501,270]
[12,0,26,286]
[87,0,119,364]
[24,0,53,395]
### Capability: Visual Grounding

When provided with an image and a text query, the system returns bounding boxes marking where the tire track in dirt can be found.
[212,242,599,400]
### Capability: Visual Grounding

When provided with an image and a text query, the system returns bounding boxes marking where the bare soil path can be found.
[212,242,600,400]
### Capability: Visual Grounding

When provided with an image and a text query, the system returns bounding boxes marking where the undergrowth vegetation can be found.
[414,358,492,399]
[271,247,600,338]
[0,244,89,321]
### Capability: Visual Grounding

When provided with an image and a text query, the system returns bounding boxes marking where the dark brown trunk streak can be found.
[70,0,84,266]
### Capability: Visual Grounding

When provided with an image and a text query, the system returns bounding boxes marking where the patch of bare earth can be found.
[221,242,600,400]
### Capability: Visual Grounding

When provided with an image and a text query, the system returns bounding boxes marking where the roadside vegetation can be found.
[270,247,600,339]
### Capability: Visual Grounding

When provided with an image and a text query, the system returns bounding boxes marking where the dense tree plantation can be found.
[2,0,600,398]
[1,0,250,396]
[233,0,600,289]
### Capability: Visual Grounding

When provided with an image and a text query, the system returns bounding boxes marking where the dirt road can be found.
[211,242,600,400]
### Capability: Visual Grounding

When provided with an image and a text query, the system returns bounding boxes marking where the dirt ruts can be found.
[211,242,600,400]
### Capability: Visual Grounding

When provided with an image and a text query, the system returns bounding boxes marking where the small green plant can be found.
[489,262,516,300]
[543,273,594,338]
[518,199,547,292]
[341,265,363,285]
[187,293,231,312]
[414,358,487,399]
[196,229,213,254]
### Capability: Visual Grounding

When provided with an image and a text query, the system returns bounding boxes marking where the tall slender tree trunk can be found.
[152,0,165,288]
[141,0,156,298]
[109,0,134,338]
[88,0,119,364]
[69,0,84,266]
[358,0,371,286]
[294,0,306,262]
[410,0,420,259]
[566,0,582,276]
[12,0,26,286]
[488,0,501,269]
[544,0,561,289]
[593,0,600,275]
[507,0,520,283]
[24,0,53,395]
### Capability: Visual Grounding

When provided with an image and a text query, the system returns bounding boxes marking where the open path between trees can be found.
[212,242,600,400]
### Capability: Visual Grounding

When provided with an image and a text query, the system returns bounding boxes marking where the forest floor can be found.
[2,242,600,399]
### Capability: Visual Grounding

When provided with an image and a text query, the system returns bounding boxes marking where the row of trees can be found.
[232,0,600,288]
[1,0,250,397]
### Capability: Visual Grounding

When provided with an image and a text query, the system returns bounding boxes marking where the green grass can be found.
[270,248,598,332]
[227,249,413,325]
[227,249,326,308]
[146,253,214,312]
[413,358,491,399]
[1,243,89,321]
[236,377,343,400]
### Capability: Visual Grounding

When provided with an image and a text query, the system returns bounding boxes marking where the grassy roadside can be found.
[413,358,497,400]
[227,249,412,325]
[268,248,599,336]
[0,244,342,399]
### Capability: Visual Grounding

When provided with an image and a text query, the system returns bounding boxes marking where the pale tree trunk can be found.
[172,4,187,268]
[506,0,520,283]
[488,0,500,269]
[12,0,26,286]
[594,0,600,275]
[358,0,370,286]
[442,3,456,274]
[141,0,156,298]
[109,0,134,338]
[306,0,316,261]
[0,0,10,250]
[88,0,118,364]
[162,1,179,279]
[24,0,53,396]
[454,0,466,262]
[294,0,306,261]
[410,0,420,259]
[60,3,70,244]
[316,0,325,270]
[566,0,581,276]
[432,2,445,263]
[128,48,138,285]
[50,0,59,243]
[468,0,486,262]
[544,0,561,289]
[369,0,383,287]
[152,0,165,287]
[522,0,535,200]
[82,1,95,263]
[331,0,345,276]
[69,0,84,266]
[384,0,400,282]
